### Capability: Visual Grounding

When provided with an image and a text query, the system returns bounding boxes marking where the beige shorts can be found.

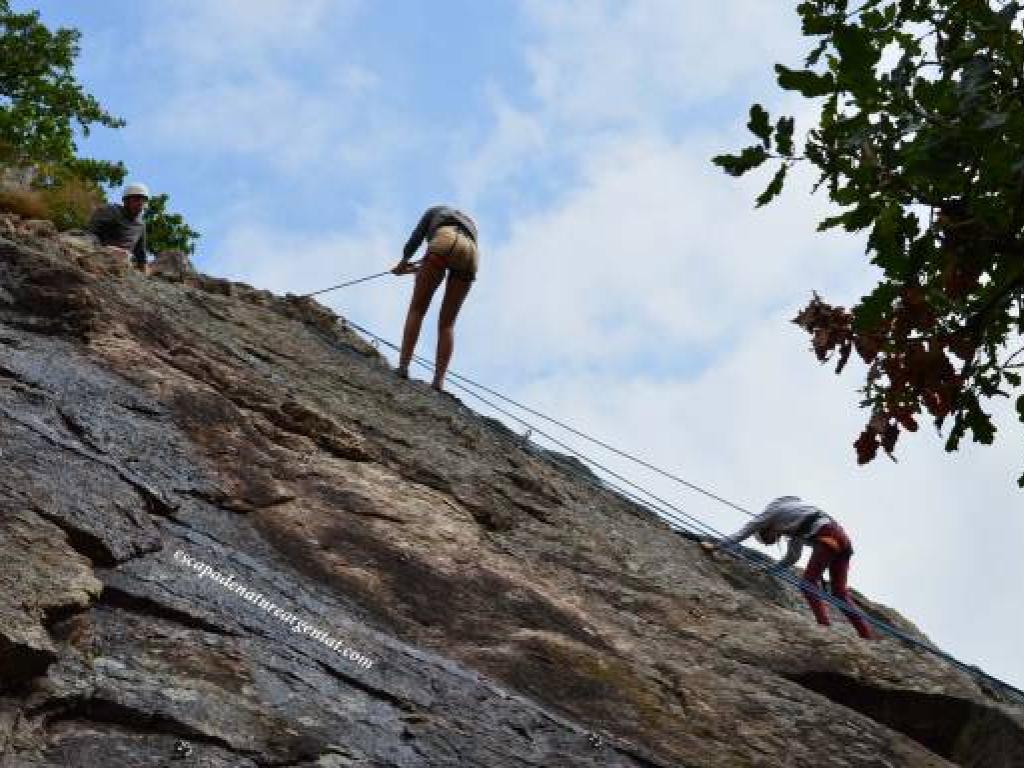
[426,225,478,281]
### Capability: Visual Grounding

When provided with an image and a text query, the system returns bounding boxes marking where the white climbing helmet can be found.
[122,182,150,199]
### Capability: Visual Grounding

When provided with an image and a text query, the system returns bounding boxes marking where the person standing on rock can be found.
[392,205,478,391]
[87,182,149,271]
[702,496,874,639]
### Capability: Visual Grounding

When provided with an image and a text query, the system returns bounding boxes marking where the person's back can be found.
[403,206,477,256]
[720,496,829,549]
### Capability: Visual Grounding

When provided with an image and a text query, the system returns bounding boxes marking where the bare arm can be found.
[719,506,779,549]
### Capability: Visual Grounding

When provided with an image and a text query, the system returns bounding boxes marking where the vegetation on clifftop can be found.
[0,0,198,251]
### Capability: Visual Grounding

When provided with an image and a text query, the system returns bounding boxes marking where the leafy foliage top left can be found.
[0,0,125,184]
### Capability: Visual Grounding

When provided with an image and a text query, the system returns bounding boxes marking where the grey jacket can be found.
[720,496,832,568]
[402,205,477,261]
[88,203,147,269]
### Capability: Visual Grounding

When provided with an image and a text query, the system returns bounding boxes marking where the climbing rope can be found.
[300,261,421,299]
[443,367,753,517]
[310,280,752,518]
[332,315,1024,705]
[301,270,392,298]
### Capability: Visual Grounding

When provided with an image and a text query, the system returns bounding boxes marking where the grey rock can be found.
[149,249,195,282]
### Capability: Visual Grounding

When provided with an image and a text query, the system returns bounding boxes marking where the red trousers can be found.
[801,522,873,639]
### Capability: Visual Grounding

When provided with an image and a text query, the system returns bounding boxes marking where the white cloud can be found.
[520,0,806,127]
[463,132,856,372]
[144,0,348,68]
[454,93,547,205]
[150,77,333,172]
[457,0,819,222]
[131,0,389,175]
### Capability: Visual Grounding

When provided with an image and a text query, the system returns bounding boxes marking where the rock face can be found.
[1,212,1022,768]
[148,249,195,282]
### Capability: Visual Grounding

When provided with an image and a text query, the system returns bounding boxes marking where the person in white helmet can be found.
[88,182,150,270]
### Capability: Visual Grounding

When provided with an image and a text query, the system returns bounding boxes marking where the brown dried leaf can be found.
[854,427,879,464]
[881,423,899,455]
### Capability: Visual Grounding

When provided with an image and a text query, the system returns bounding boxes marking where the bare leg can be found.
[432,273,472,390]
[399,257,444,375]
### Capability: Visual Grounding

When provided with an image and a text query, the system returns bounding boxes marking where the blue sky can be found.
[21,1,1024,689]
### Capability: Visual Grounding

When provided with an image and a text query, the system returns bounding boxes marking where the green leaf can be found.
[798,2,834,35]
[832,184,863,206]
[747,104,772,147]
[817,214,847,231]
[775,64,835,97]
[852,281,899,331]
[838,202,880,232]
[834,24,878,68]
[867,205,907,272]
[143,192,201,255]
[712,145,769,177]
[775,116,795,156]
[833,24,881,99]
[755,164,787,208]
[945,430,962,452]
[966,408,997,445]
[861,9,887,30]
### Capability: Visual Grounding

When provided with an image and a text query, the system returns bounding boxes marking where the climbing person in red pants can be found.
[392,205,479,392]
[701,496,874,639]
